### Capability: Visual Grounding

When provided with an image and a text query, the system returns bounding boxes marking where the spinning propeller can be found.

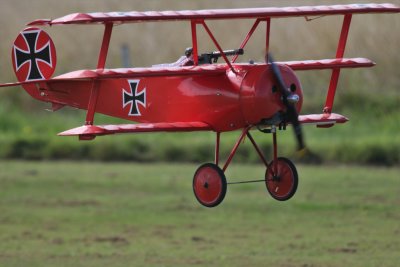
[267,53,305,151]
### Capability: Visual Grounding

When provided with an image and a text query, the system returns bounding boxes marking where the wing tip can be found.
[58,125,106,136]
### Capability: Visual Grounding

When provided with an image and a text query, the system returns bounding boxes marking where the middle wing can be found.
[279,58,375,71]
[54,65,227,80]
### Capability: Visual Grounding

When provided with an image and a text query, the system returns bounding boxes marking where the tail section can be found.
[0,27,59,102]
[12,27,57,82]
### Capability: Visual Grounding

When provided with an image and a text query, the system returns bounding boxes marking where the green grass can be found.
[0,161,399,267]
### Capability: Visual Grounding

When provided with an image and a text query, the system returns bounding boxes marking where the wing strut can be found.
[190,20,238,74]
[265,18,271,63]
[231,18,271,63]
[97,23,113,69]
[190,21,199,66]
[323,14,352,114]
[232,19,261,63]
[86,23,113,125]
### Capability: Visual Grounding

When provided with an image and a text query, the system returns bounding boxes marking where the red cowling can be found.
[239,64,303,125]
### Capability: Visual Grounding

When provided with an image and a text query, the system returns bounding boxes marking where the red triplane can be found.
[1,4,399,207]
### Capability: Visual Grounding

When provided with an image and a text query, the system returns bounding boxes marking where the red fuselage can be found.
[22,63,302,132]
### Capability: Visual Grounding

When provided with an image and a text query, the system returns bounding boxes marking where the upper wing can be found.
[29,3,399,26]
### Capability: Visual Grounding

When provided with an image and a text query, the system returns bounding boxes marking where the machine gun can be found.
[198,48,244,64]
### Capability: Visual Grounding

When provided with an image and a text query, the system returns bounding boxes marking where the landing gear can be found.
[193,163,227,208]
[265,157,298,201]
[192,126,299,207]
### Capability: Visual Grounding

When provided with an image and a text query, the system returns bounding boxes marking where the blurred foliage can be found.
[0,0,398,165]
[0,91,398,165]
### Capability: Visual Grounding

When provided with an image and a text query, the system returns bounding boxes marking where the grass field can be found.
[0,161,399,267]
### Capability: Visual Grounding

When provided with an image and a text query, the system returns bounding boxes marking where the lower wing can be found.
[58,121,213,140]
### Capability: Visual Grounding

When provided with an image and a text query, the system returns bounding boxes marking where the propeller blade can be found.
[267,54,289,102]
[267,53,305,150]
[287,103,305,150]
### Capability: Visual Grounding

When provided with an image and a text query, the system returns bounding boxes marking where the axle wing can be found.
[299,113,348,128]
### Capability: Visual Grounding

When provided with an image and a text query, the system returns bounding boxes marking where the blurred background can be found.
[0,0,399,165]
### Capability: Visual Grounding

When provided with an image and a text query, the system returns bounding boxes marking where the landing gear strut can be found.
[266,126,298,201]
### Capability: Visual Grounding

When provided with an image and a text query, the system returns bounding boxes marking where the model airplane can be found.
[1,3,399,207]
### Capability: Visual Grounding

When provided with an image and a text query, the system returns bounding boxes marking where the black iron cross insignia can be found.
[123,80,146,116]
[14,30,52,81]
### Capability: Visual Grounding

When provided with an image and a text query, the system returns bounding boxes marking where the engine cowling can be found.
[239,64,303,125]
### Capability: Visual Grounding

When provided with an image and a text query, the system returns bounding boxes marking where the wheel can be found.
[193,163,227,207]
[265,157,298,201]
